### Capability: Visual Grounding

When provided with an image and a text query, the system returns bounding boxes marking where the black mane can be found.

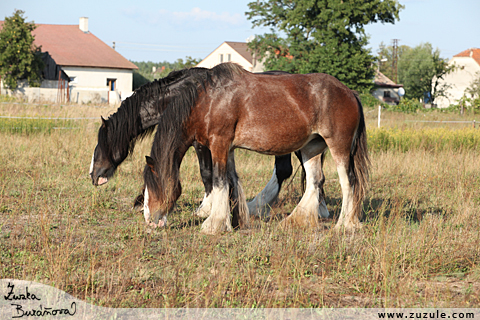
[97,67,210,166]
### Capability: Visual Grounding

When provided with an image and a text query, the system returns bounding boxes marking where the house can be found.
[196,41,265,72]
[435,48,480,108]
[372,70,404,105]
[0,17,138,104]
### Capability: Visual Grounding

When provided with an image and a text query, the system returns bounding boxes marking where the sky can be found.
[1,0,479,63]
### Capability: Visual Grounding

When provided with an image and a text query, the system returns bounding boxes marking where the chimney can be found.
[470,49,474,57]
[79,17,88,33]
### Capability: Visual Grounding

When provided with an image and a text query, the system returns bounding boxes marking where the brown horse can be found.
[143,63,369,234]
[88,68,316,222]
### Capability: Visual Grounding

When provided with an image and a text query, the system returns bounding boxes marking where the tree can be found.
[397,43,455,102]
[462,71,480,110]
[0,10,44,89]
[465,72,480,99]
[246,0,404,92]
[130,56,202,87]
[175,56,201,69]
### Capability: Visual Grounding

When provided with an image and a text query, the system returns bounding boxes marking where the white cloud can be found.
[123,6,245,29]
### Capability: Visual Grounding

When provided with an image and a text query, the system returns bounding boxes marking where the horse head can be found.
[90,117,120,186]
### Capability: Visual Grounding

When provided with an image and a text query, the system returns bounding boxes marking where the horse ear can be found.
[101,116,108,128]
[145,156,155,173]
[133,193,144,211]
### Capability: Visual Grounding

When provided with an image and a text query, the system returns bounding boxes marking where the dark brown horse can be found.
[143,63,369,234]
[88,68,323,222]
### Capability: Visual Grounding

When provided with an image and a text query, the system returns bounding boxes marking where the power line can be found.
[392,39,400,83]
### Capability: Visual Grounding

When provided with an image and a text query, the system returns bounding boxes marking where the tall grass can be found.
[368,127,480,152]
[1,102,480,308]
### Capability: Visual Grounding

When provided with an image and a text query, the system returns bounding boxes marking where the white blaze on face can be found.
[89,154,94,176]
[143,186,167,228]
[143,186,151,223]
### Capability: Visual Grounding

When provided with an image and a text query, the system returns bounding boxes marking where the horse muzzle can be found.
[90,171,109,186]
[146,214,168,228]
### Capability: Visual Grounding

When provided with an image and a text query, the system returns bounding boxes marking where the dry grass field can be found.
[1,99,480,308]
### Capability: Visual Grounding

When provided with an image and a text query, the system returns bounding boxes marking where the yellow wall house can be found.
[436,48,480,108]
[0,17,138,104]
[196,41,265,73]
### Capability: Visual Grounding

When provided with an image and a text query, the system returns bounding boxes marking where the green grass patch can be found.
[368,127,480,152]
[0,117,77,134]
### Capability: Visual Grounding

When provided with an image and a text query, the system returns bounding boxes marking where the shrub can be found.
[385,98,423,113]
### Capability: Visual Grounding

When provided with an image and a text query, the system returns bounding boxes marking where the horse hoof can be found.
[194,205,211,218]
[247,203,271,220]
[333,221,363,233]
[200,218,232,235]
[279,207,320,230]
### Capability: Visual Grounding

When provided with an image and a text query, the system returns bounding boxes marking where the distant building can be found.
[196,41,264,72]
[372,70,404,105]
[0,17,138,104]
[435,48,480,108]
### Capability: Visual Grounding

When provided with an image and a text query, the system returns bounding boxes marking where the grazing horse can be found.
[88,68,327,220]
[143,63,369,234]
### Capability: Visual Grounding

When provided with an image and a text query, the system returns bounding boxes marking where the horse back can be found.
[187,71,360,155]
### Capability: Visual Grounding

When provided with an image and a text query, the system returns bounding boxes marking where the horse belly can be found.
[233,121,313,155]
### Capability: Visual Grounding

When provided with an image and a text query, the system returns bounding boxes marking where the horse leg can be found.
[200,147,232,235]
[295,151,306,194]
[227,151,250,229]
[247,154,292,219]
[193,142,214,218]
[328,144,360,230]
[296,150,329,218]
[318,152,330,218]
[281,138,328,228]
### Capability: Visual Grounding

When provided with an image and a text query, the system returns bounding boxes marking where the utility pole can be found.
[392,39,399,83]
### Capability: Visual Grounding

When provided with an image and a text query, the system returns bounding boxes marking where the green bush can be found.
[359,93,385,109]
[385,98,423,113]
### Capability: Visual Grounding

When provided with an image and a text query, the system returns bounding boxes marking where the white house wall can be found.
[1,67,134,105]
[372,88,401,105]
[436,57,480,108]
[197,43,253,71]
[63,67,133,104]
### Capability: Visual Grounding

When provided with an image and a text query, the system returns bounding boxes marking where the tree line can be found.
[131,57,201,89]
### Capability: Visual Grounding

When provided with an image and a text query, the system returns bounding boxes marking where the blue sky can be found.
[1,0,479,63]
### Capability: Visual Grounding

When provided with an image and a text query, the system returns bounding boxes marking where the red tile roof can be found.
[0,21,137,70]
[454,48,480,66]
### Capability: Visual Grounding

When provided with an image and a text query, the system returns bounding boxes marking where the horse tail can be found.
[349,94,370,219]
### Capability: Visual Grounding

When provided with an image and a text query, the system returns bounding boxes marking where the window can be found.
[226,54,231,62]
[383,91,391,98]
[107,78,116,91]
[219,54,224,63]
